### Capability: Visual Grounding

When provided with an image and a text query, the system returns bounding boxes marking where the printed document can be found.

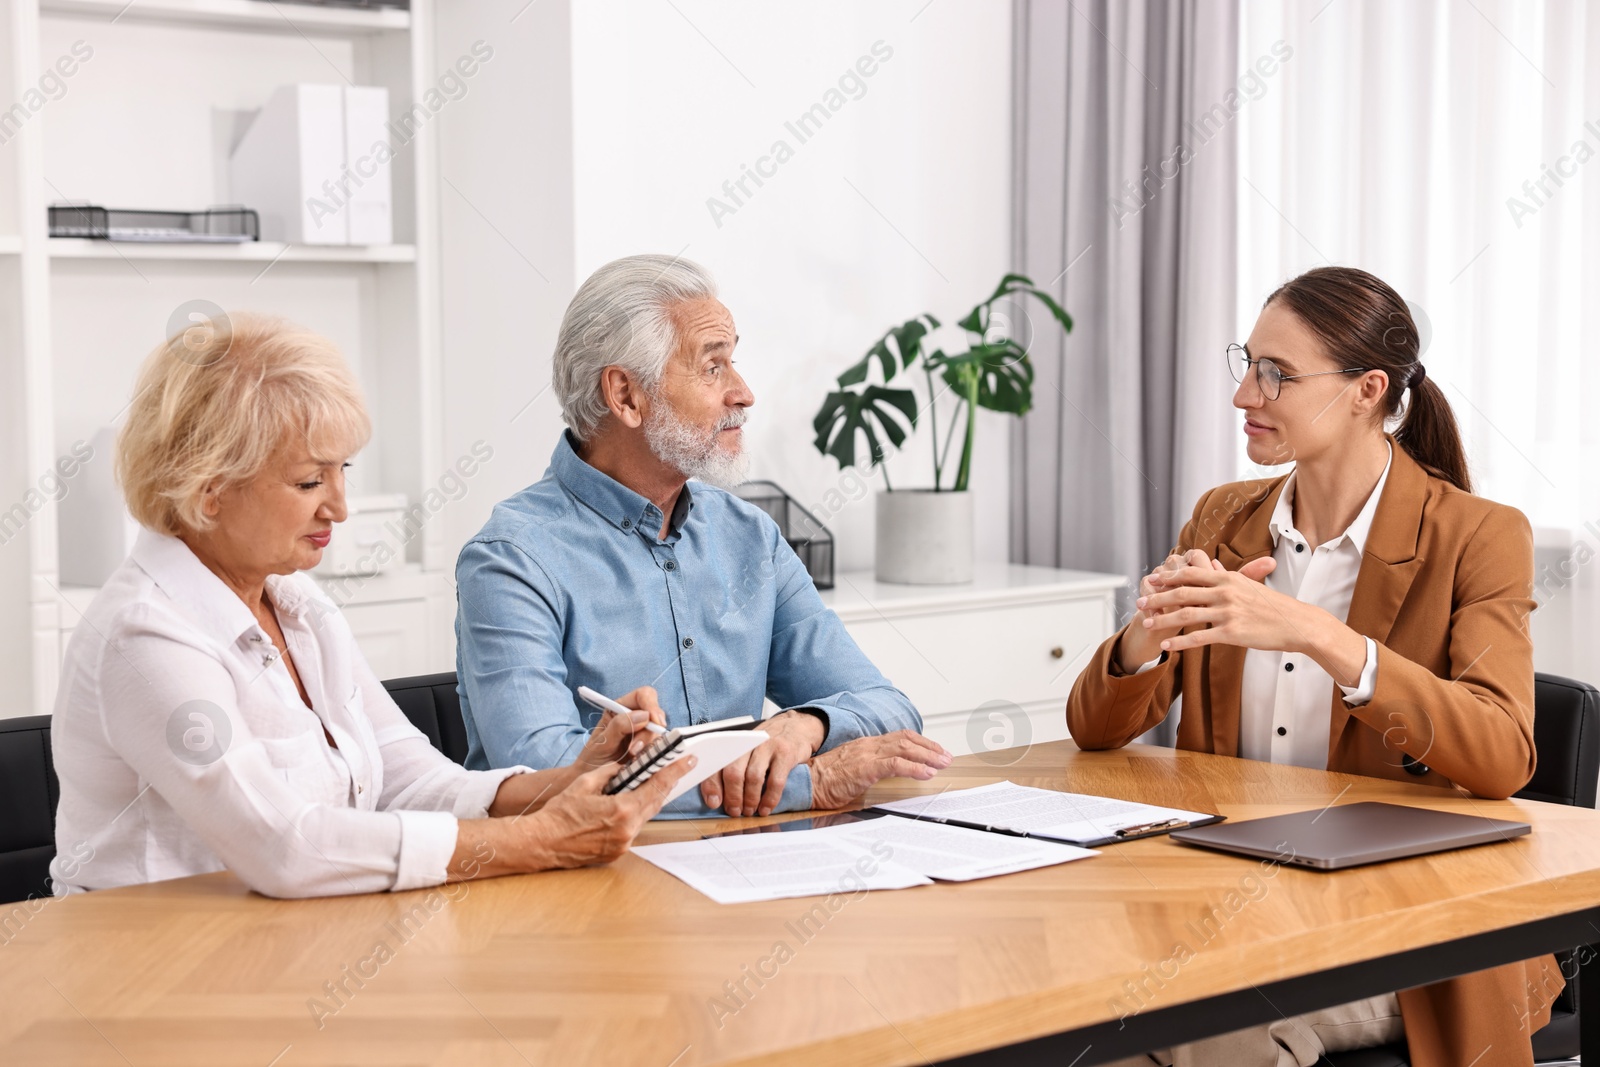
[873,781,1216,845]
[631,813,1096,903]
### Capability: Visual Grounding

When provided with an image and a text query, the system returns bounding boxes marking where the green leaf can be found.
[840,314,941,388]
[956,273,1074,339]
[810,384,919,471]
[889,315,938,372]
[939,342,1035,416]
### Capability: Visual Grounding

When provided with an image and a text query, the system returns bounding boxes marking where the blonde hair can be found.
[117,312,372,535]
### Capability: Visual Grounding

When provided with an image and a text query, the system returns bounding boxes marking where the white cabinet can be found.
[818,563,1125,757]
[338,599,429,682]
[57,562,453,680]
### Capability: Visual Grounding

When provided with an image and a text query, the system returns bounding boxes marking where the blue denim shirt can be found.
[454,432,921,817]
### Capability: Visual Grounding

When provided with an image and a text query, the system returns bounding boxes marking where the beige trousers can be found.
[1103,992,1405,1067]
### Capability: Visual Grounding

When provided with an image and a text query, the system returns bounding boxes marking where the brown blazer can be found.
[1067,441,1562,1067]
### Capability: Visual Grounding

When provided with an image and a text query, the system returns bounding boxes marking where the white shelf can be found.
[15,0,450,713]
[39,0,409,35]
[47,239,417,263]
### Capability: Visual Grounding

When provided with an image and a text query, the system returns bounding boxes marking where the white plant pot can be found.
[874,489,974,585]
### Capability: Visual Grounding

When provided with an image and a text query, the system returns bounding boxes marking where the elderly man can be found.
[456,254,950,818]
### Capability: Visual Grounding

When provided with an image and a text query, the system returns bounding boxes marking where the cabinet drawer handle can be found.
[1050,646,1064,659]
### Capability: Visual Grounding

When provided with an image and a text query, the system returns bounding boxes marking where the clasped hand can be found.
[1122,548,1320,666]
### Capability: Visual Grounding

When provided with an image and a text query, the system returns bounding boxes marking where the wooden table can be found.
[7,741,1600,1066]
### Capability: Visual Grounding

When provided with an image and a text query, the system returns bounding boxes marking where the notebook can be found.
[1168,801,1531,870]
[603,716,769,802]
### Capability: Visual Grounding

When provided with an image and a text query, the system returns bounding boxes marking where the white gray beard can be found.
[643,400,750,489]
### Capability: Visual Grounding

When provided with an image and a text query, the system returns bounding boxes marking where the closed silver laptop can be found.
[1168,801,1530,870]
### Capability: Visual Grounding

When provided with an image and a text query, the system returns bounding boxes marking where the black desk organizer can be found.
[736,480,835,590]
[48,203,259,243]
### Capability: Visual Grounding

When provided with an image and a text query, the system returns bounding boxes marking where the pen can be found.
[1113,817,1189,838]
[577,686,668,734]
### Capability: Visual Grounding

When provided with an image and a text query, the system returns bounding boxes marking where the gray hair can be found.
[552,254,719,441]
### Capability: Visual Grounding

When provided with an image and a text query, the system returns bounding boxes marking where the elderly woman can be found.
[49,313,691,899]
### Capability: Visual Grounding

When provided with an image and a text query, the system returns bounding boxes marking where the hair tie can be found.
[1410,363,1426,389]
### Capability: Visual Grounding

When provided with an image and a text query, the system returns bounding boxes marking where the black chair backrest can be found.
[1517,673,1600,809]
[382,672,470,766]
[0,715,59,905]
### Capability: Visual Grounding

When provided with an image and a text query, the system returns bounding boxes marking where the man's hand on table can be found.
[810,731,953,811]
[701,709,827,818]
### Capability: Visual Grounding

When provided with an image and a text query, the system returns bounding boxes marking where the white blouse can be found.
[1236,446,1390,768]
[50,528,526,899]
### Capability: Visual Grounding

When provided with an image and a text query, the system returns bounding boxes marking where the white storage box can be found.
[230,83,393,245]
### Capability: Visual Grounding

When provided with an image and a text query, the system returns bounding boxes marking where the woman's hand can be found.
[1137,556,1318,655]
[1138,556,1371,687]
[1115,549,1212,673]
[525,757,696,868]
[456,755,697,880]
[574,686,668,770]
[487,687,669,822]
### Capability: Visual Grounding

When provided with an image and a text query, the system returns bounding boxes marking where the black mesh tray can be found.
[736,480,835,590]
[49,203,259,243]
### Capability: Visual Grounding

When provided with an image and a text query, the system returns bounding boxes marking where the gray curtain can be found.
[1010,0,1240,601]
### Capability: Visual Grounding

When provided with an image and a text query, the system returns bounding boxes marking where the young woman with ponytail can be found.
[1072,267,1559,1067]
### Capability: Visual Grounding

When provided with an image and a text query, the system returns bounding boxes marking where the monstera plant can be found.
[812,274,1073,585]
[812,273,1072,492]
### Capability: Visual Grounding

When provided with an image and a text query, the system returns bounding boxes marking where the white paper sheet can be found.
[814,814,1097,882]
[631,812,1097,902]
[631,830,929,904]
[873,781,1214,845]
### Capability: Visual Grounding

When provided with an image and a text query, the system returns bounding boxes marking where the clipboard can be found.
[871,808,1226,847]
[868,782,1225,847]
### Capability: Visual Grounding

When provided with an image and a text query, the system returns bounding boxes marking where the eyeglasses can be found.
[1226,344,1369,401]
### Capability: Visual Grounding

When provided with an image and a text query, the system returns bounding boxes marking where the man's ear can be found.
[598,366,647,430]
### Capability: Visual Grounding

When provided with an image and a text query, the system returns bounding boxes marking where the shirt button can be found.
[664,561,677,572]
[621,518,632,530]
[1277,726,1288,736]
[1294,543,1305,553]
[683,637,694,649]
[1284,662,1294,672]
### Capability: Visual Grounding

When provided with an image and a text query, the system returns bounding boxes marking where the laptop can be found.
[1167,801,1530,871]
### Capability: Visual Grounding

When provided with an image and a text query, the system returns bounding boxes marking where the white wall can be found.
[432,0,578,588]
[569,0,1014,573]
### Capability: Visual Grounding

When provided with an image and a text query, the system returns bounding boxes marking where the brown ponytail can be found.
[1393,375,1472,493]
[1265,267,1472,493]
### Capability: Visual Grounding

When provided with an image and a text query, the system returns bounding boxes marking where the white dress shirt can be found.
[50,528,527,899]
[1236,446,1389,769]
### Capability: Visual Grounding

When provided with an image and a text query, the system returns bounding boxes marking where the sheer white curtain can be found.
[1238,0,1600,539]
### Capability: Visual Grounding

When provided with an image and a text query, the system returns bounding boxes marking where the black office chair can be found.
[381,671,471,765]
[0,715,60,906]
[1325,672,1600,1067]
